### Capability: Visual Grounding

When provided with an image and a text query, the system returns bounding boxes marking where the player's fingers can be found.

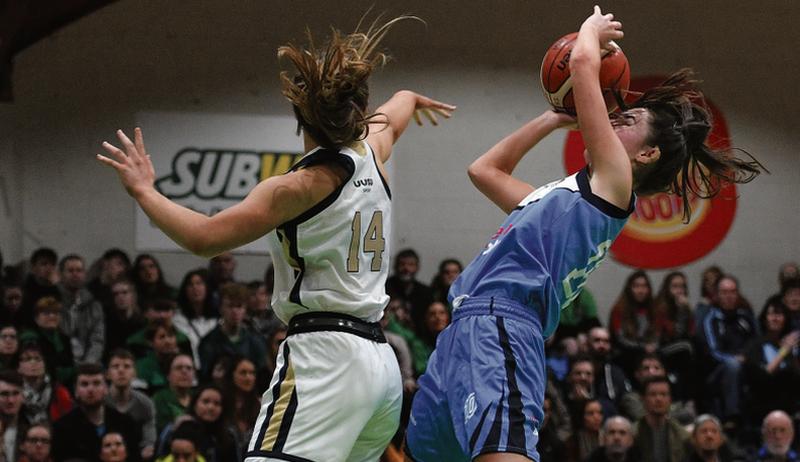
[610,21,622,30]
[594,5,601,15]
[422,108,439,126]
[134,127,147,156]
[96,154,123,170]
[101,142,128,163]
[430,107,452,119]
[412,110,423,126]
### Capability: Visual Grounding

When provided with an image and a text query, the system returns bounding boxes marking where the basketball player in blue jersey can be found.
[406,6,762,462]
[97,16,455,462]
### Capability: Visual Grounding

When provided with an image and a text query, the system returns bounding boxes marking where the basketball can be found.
[540,32,630,115]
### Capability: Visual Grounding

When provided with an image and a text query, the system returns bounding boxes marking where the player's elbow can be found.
[467,161,486,186]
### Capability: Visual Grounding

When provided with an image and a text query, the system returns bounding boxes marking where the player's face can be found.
[195,389,223,423]
[613,108,654,161]
[693,420,723,452]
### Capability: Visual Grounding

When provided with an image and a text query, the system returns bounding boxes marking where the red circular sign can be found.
[562,76,738,269]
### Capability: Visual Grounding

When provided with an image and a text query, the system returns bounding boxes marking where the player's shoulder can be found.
[516,171,581,208]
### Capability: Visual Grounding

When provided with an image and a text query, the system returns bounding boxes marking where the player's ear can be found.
[636,146,660,165]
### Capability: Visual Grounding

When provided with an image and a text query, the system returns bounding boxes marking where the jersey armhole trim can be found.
[282,149,356,227]
[576,167,635,219]
[367,142,392,199]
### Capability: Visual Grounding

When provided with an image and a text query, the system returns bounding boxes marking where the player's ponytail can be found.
[278,15,421,149]
[624,69,765,221]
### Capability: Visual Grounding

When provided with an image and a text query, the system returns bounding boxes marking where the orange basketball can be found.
[540,32,630,115]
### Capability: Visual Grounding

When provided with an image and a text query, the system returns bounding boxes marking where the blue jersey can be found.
[449,167,634,337]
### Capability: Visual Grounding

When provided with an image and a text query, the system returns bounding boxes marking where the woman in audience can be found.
[18,423,53,462]
[152,353,196,433]
[19,297,74,384]
[132,254,176,307]
[222,356,260,448]
[158,385,240,462]
[695,265,723,327]
[564,398,603,462]
[654,271,696,401]
[743,301,800,437]
[17,343,72,423]
[609,270,658,374]
[99,432,129,462]
[429,258,462,306]
[173,269,218,365]
[414,301,450,375]
[88,248,132,311]
[157,420,207,462]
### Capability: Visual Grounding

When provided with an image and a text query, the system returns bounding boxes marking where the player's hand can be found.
[549,109,579,129]
[97,128,157,199]
[411,93,456,126]
[582,5,624,50]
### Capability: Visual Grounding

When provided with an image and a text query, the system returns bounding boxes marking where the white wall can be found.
[4,0,799,320]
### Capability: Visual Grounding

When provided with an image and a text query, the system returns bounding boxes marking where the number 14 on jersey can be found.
[347,210,386,272]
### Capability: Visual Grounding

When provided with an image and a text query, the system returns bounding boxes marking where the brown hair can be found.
[618,69,765,221]
[278,14,421,149]
[219,282,249,306]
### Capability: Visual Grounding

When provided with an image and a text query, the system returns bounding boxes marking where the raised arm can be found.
[97,128,341,258]
[366,90,455,163]
[570,6,630,208]
[467,110,575,214]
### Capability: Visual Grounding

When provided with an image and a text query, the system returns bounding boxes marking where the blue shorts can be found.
[406,296,546,462]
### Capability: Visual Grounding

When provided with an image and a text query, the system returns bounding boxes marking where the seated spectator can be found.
[586,416,640,462]
[20,248,59,328]
[562,355,615,419]
[654,271,695,398]
[620,353,694,425]
[207,253,237,305]
[173,270,218,367]
[380,309,416,394]
[245,278,283,341]
[17,343,73,423]
[609,270,659,376]
[565,398,603,461]
[153,354,195,433]
[385,249,433,332]
[685,414,744,462]
[701,275,757,430]
[1,279,24,326]
[545,377,573,443]
[126,300,191,360]
[52,363,142,462]
[780,278,800,332]
[104,279,147,359]
[429,258,462,306]
[156,385,240,462]
[105,349,156,460]
[222,356,259,446]
[743,301,800,439]
[587,326,630,411]
[99,432,128,462]
[0,324,18,369]
[157,420,206,462]
[198,283,266,380]
[18,423,53,462]
[756,410,799,461]
[57,254,105,364]
[0,370,30,461]
[88,249,131,312]
[383,298,428,378]
[537,396,567,462]
[414,301,450,374]
[694,265,723,332]
[632,376,690,462]
[135,320,181,393]
[20,296,74,385]
[132,255,177,308]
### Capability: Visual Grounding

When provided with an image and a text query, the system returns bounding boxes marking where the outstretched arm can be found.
[467,110,575,214]
[366,90,455,163]
[97,128,340,258]
[570,6,630,208]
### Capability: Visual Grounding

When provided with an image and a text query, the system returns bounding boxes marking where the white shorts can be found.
[245,330,402,462]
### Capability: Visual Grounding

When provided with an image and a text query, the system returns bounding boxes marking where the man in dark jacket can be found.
[52,363,142,462]
[633,376,689,462]
[586,416,640,462]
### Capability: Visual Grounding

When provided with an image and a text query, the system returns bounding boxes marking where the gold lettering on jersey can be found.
[347,210,385,273]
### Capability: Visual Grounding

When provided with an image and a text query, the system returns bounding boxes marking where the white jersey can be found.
[266,141,391,324]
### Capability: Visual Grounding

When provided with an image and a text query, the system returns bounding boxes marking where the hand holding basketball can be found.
[581,6,624,49]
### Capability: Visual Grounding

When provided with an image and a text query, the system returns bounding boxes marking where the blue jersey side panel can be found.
[449,167,633,337]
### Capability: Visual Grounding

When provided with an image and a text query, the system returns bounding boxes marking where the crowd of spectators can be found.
[0,245,798,462]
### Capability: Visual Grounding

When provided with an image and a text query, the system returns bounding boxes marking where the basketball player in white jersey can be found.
[97,16,455,462]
